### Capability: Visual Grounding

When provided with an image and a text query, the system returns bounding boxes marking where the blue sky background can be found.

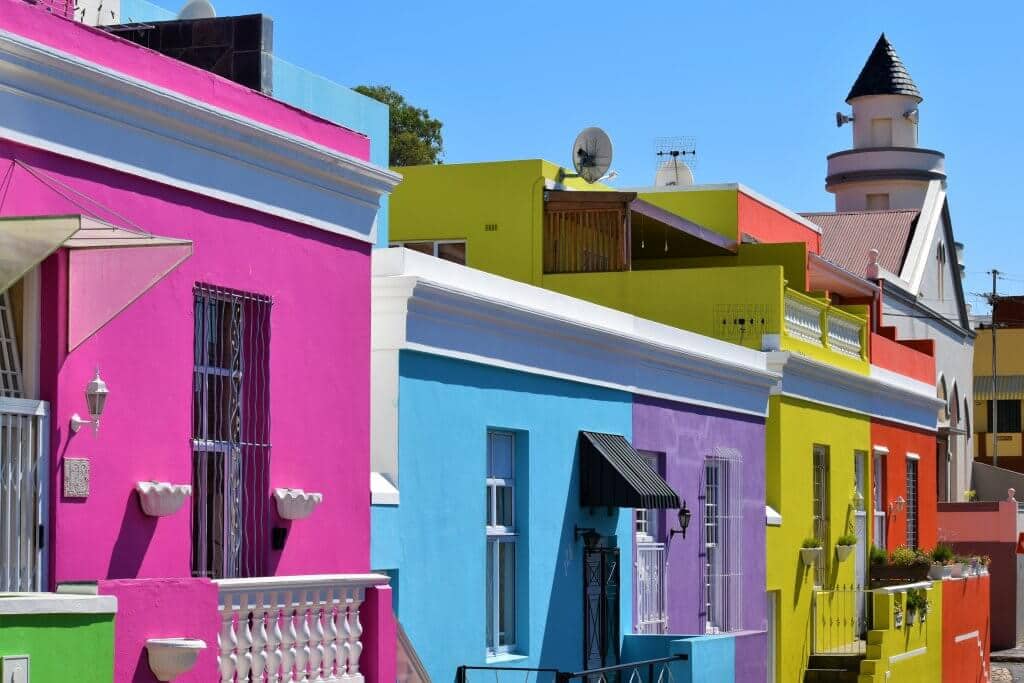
[143,1,1024,310]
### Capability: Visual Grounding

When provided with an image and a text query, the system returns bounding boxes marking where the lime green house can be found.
[389,160,943,682]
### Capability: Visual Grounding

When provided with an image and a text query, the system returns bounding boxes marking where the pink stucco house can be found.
[0,1,399,680]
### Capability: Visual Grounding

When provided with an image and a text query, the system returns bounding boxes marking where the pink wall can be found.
[0,0,370,160]
[937,501,1017,543]
[0,138,372,583]
[99,578,220,683]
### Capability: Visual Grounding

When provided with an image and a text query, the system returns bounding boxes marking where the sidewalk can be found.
[993,646,1024,663]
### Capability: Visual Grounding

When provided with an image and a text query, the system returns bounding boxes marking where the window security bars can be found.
[635,541,667,634]
[0,398,48,591]
[192,285,271,580]
[906,458,918,550]
[702,448,743,633]
[0,290,23,398]
[486,431,517,655]
[812,447,830,588]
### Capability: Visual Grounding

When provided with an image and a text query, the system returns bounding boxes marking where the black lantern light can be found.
[574,525,602,547]
[670,500,692,540]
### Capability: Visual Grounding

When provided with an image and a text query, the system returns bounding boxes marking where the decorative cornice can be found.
[374,249,778,418]
[827,147,944,161]
[0,28,400,244]
[825,169,946,188]
[767,351,943,430]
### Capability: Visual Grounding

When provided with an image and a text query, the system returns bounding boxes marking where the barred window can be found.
[812,446,830,588]
[191,285,271,579]
[906,456,919,550]
[703,448,743,633]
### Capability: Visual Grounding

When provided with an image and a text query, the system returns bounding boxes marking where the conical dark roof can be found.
[846,33,921,103]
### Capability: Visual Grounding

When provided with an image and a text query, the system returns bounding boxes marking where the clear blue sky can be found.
[166,0,1024,309]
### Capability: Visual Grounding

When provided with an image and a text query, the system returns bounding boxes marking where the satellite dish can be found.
[654,158,694,187]
[178,0,216,19]
[572,127,613,183]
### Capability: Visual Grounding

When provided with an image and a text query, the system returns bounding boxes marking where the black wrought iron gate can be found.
[583,546,620,671]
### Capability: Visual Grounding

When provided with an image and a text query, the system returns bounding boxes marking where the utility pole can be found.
[991,269,1000,467]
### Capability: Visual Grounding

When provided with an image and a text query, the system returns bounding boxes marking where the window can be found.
[390,240,467,265]
[866,194,890,211]
[704,450,742,633]
[936,243,947,301]
[873,450,886,550]
[988,400,1022,433]
[486,431,517,655]
[906,457,919,550]
[812,447,830,587]
[937,376,949,423]
[192,285,272,579]
[871,118,893,146]
[635,452,664,541]
[0,288,23,398]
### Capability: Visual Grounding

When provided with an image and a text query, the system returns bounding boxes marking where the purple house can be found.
[0,3,399,681]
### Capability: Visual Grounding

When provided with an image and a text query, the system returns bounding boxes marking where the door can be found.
[583,546,620,671]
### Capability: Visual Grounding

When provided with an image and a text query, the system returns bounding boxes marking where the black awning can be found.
[579,431,681,510]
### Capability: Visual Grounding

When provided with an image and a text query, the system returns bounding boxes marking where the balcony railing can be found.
[783,290,826,345]
[215,573,389,683]
[826,310,865,359]
[0,397,49,592]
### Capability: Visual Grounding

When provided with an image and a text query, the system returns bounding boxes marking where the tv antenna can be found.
[654,137,696,187]
[564,127,614,184]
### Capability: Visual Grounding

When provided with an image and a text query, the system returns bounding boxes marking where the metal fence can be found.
[812,584,871,655]
[455,654,688,683]
[0,397,49,592]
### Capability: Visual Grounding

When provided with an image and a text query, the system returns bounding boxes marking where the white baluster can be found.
[251,592,269,683]
[267,591,283,682]
[280,590,297,682]
[321,589,337,683]
[308,589,325,682]
[294,589,311,681]
[219,598,239,683]
[236,593,254,683]
[346,592,363,681]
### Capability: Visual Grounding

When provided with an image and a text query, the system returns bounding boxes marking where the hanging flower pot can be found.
[836,544,855,562]
[801,539,822,567]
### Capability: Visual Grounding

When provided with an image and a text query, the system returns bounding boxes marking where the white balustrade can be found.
[784,293,825,346]
[826,313,864,358]
[216,574,389,683]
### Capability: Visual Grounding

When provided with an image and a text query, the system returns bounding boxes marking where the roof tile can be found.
[800,209,919,276]
[847,33,922,102]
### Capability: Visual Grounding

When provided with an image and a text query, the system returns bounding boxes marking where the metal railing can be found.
[812,584,871,655]
[455,655,688,683]
[635,542,667,634]
[0,397,49,592]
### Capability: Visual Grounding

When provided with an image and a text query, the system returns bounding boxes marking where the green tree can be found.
[354,85,443,167]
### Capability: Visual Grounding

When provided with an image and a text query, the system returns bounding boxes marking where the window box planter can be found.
[274,488,323,520]
[800,547,822,567]
[136,482,192,517]
[836,544,855,562]
[869,564,930,588]
[146,638,206,681]
[949,562,965,578]
[927,562,953,580]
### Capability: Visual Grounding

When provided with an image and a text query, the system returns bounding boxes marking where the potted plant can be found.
[905,589,927,626]
[870,546,931,587]
[836,533,857,561]
[981,555,992,575]
[968,556,981,576]
[950,555,966,578]
[929,543,954,580]
[801,537,823,567]
[870,544,887,567]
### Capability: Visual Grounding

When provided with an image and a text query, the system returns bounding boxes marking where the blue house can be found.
[370,249,779,682]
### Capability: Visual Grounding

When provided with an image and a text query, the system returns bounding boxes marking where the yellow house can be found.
[974,299,1024,464]
[389,159,942,682]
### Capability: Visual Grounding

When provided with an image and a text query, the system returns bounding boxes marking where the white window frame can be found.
[906,454,919,550]
[486,431,517,656]
[390,239,468,264]
[704,450,743,634]
[872,447,887,551]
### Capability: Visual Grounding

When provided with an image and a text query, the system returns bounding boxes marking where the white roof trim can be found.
[370,472,399,506]
[0,28,400,245]
[374,248,778,417]
[0,593,117,615]
[766,505,782,526]
[900,180,945,293]
[624,182,823,235]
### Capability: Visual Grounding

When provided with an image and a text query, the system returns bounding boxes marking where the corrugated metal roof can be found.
[800,209,919,276]
[975,375,1024,399]
[579,431,680,510]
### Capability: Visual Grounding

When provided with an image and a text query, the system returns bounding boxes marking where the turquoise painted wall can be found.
[0,612,115,682]
[621,635,735,683]
[371,351,634,680]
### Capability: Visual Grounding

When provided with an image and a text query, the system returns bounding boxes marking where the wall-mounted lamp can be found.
[669,501,692,540]
[835,111,854,127]
[574,525,602,547]
[903,109,919,124]
[889,496,907,514]
[70,369,109,435]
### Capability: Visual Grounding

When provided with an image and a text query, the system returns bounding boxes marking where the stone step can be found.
[803,668,861,683]
[807,654,865,673]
